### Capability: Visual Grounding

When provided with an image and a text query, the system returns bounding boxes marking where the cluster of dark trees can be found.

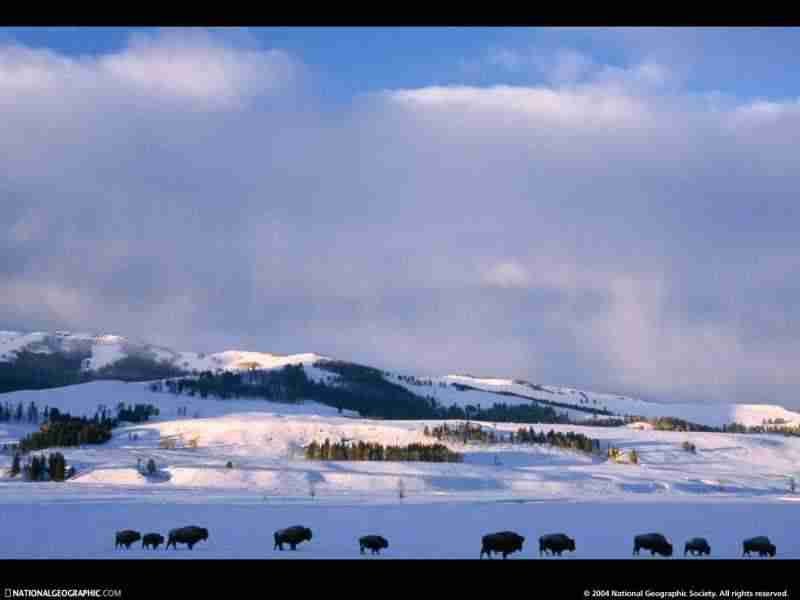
[116,403,159,423]
[455,403,567,424]
[304,438,463,463]
[393,374,443,388]
[0,400,43,423]
[10,451,73,481]
[93,356,184,382]
[422,423,603,457]
[160,366,308,403]
[723,422,800,436]
[625,416,717,433]
[619,415,800,438]
[18,409,114,453]
[424,422,501,444]
[512,427,602,455]
[0,350,90,394]
[0,349,187,395]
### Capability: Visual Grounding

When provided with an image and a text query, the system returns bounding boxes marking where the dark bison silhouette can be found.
[115,530,141,549]
[274,526,313,551]
[142,533,165,550]
[359,535,389,555]
[633,533,673,557]
[166,526,209,550]
[684,537,710,557]
[743,536,776,557]
[480,531,525,559]
[539,533,576,556]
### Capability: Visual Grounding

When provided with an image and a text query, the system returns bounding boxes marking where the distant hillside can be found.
[2,329,799,429]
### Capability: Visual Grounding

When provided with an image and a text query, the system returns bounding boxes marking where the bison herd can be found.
[114,526,778,558]
[115,527,207,551]
[114,524,386,556]
[477,531,777,559]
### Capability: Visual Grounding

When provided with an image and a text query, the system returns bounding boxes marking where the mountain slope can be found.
[1,329,799,429]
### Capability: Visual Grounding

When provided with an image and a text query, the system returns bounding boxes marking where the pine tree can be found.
[30,455,41,481]
[10,453,20,477]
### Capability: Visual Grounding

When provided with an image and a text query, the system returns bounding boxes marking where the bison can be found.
[142,533,165,550]
[742,536,776,557]
[166,526,209,550]
[539,533,576,556]
[115,530,141,549]
[359,535,389,555]
[274,525,313,551]
[684,537,710,557]
[480,531,525,559]
[633,533,673,557]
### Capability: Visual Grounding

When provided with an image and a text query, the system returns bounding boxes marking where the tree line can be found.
[423,423,603,457]
[304,439,463,463]
[9,451,73,481]
[0,400,45,423]
[0,349,186,395]
[116,403,159,423]
[18,409,114,453]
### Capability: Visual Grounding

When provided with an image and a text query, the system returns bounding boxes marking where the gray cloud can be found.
[2,30,800,407]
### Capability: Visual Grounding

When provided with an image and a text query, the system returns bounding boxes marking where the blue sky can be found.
[2,27,800,406]
[4,27,800,102]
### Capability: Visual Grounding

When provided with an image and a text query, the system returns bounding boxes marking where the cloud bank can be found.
[2,29,800,406]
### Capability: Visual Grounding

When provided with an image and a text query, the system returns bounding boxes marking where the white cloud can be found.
[99,32,295,107]
[0,30,297,109]
[386,85,651,127]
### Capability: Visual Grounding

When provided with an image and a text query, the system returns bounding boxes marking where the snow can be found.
[0,380,356,422]
[0,331,48,361]
[418,374,800,429]
[0,499,797,559]
[2,380,800,558]
[4,329,799,430]
[171,350,327,374]
[83,341,126,371]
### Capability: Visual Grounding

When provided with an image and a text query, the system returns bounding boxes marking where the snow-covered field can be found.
[0,500,797,559]
[1,381,799,558]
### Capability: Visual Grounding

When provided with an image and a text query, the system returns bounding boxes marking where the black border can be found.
[2,9,800,26]
[5,558,800,599]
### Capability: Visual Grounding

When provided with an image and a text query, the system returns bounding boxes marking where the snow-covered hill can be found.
[2,329,800,429]
[386,373,800,429]
[0,330,327,374]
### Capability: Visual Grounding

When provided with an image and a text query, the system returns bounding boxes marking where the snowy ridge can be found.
[2,329,800,428]
[0,330,329,376]
[433,375,800,429]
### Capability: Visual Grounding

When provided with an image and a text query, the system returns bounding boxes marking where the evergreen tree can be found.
[10,452,20,477]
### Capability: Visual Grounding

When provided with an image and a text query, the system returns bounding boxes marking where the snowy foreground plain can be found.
[2,381,799,559]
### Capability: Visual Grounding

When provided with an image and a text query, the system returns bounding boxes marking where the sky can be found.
[2,27,800,407]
